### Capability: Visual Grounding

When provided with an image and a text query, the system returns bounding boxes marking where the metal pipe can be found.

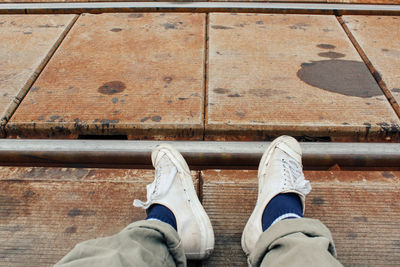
[0,139,398,169]
[0,2,399,15]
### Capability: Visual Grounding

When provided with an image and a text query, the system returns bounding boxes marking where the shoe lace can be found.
[133,156,177,209]
[151,166,163,196]
[281,157,311,195]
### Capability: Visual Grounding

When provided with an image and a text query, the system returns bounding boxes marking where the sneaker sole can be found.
[153,144,214,260]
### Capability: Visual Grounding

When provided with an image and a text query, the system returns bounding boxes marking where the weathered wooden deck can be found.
[1,168,400,266]
[1,2,400,266]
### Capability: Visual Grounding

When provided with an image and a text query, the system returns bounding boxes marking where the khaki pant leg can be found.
[249,218,343,267]
[55,220,186,267]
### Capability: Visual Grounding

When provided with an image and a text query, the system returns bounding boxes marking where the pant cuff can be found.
[124,220,186,266]
[248,218,337,266]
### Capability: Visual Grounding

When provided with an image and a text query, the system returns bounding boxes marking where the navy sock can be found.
[146,204,177,231]
[261,193,303,231]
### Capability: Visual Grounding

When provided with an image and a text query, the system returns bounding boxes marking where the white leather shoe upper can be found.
[134,144,214,260]
[242,136,312,256]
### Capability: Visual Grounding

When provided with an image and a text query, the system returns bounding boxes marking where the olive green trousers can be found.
[55,218,342,267]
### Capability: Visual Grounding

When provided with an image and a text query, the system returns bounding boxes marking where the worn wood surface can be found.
[201,170,400,266]
[0,15,76,130]
[0,167,199,266]
[206,14,400,142]
[201,170,255,266]
[343,16,400,114]
[1,166,400,266]
[7,13,206,140]
[305,170,400,266]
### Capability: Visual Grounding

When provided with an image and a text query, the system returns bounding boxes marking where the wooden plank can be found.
[6,13,206,140]
[305,170,400,266]
[342,16,400,115]
[201,170,256,266]
[0,167,199,266]
[201,170,400,266]
[206,14,400,142]
[0,15,77,128]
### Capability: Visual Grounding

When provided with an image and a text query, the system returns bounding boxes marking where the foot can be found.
[134,144,214,260]
[241,136,312,256]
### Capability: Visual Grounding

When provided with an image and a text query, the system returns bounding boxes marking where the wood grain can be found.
[0,167,199,266]
[206,13,400,141]
[343,15,400,114]
[0,15,76,127]
[201,170,400,266]
[7,13,206,140]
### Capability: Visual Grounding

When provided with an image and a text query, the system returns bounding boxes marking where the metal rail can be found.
[0,139,398,169]
[0,2,399,15]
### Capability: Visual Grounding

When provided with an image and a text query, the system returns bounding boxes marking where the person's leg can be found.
[251,218,341,266]
[242,136,342,267]
[56,144,214,266]
[55,220,185,267]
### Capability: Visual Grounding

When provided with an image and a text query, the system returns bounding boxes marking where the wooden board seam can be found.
[203,13,210,141]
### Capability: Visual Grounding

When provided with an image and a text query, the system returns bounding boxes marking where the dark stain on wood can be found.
[64,226,77,233]
[297,60,383,98]
[213,88,230,94]
[318,51,346,59]
[312,196,325,206]
[347,231,358,240]
[382,171,395,179]
[67,208,96,218]
[152,116,162,122]
[98,81,126,95]
[317,44,336,49]
[110,28,122,32]
[353,216,368,222]
[23,190,35,198]
[128,14,144,18]
[0,195,23,219]
[212,25,234,30]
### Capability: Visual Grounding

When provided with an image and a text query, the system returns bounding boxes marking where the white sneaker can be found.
[134,144,214,260]
[241,136,312,256]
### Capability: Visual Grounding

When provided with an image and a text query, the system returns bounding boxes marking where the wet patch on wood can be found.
[342,15,400,110]
[207,13,400,141]
[297,60,383,98]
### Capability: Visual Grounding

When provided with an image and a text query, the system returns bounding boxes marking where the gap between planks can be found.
[202,13,209,142]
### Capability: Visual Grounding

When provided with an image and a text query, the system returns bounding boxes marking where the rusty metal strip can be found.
[0,2,399,15]
[0,139,399,169]
[203,13,209,141]
[337,16,400,120]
